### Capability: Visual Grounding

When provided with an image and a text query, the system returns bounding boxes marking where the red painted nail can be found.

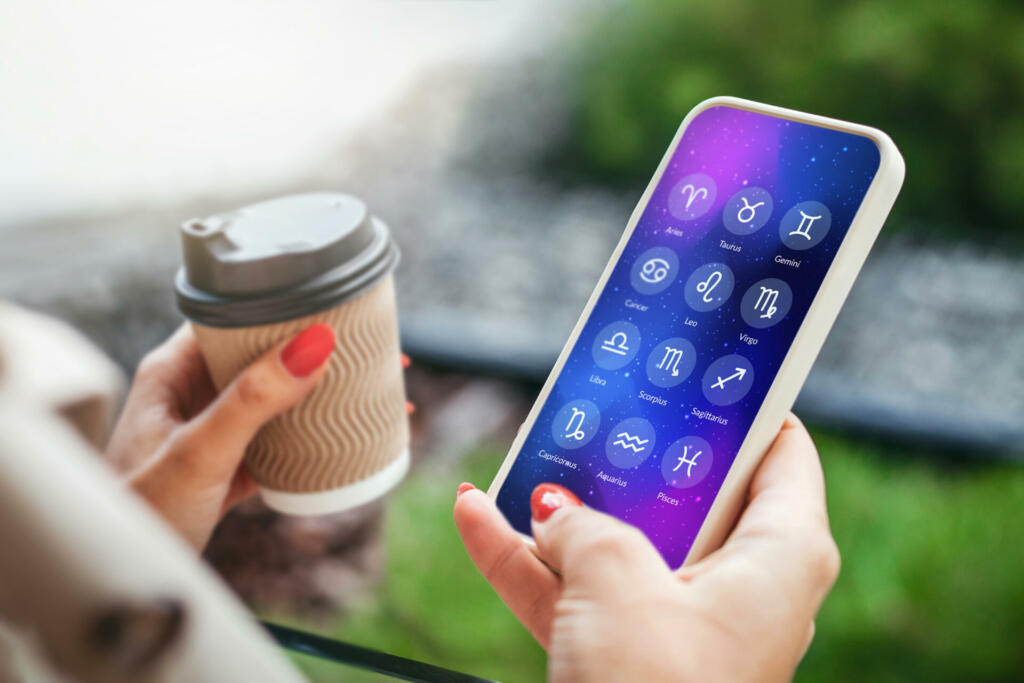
[530,483,582,523]
[281,324,336,377]
[456,482,475,497]
[401,353,411,369]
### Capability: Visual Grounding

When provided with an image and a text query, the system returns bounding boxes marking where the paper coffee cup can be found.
[174,193,409,515]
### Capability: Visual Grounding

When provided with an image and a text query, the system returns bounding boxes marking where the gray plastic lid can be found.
[175,193,399,327]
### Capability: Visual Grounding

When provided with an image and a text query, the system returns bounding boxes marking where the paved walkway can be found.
[2,64,1020,457]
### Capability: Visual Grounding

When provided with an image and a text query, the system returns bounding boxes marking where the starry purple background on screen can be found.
[496,105,881,568]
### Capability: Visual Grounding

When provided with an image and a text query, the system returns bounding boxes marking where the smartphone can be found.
[488,97,904,569]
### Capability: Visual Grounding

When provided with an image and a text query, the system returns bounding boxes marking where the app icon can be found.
[591,320,642,370]
[605,417,657,469]
[645,337,697,388]
[779,201,832,250]
[661,436,714,488]
[667,173,717,221]
[740,278,793,329]
[551,399,601,449]
[722,187,773,235]
[629,246,679,295]
[683,262,735,312]
[701,354,755,406]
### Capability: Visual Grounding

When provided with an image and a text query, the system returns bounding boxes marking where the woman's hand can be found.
[454,415,839,682]
[104,323,336,549]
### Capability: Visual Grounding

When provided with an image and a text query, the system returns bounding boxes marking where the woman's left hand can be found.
[105,323,336,549]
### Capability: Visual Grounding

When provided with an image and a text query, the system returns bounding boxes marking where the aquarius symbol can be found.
[736,197,765,224]
[672,445,702,478]
[696,270,723,303]
[657,347,685,377]
[678,183,709,210]
[789,211,821,240]
[564,407,587,441]
[611,432,649,454]
[754,286,780,319]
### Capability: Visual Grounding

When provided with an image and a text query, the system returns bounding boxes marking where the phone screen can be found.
[495,104,882,567]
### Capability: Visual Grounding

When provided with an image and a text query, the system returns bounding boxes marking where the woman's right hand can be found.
[454,415,840,682]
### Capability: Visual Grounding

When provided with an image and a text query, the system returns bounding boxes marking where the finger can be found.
[136,325,202,390]
[735,414,835,562]
[746,414,827,518]
[453,485,559,647]
[106,326,213,472]
[142,324,196,368]
[169,323,335,482]
[221,468,260,514]
[700,414,840,613]
[800,620,816,659]
[530,484,669,596]
[135,324,216,419]
[168,326,219,418]
[401,354,414,415]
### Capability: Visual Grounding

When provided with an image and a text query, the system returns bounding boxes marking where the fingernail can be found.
[530,483,582,523]
[406,401,416,415]
[401,353,411,369]
[281,324,336,377]
[457,482,476,497]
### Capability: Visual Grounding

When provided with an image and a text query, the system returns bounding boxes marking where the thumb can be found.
[530,484,670,595]
[171,323,336,481]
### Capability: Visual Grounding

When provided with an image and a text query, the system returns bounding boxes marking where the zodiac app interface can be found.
[496,105,882,567]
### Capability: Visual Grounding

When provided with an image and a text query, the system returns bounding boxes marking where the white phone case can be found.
[487,96,905,569]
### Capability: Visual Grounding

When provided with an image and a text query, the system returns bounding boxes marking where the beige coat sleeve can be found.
[0,303,308,683]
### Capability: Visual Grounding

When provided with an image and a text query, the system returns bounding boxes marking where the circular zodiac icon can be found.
[629,247,679,295]
[667,173,717,221]
[722,187,774,236]
[640,257,671,284]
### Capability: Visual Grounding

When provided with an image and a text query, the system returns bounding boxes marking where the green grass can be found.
[290,431,1024,682]
[289,452,546,683]
[802,433,1024,682]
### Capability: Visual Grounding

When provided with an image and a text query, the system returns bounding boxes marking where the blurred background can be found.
[2,1,1022,681]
